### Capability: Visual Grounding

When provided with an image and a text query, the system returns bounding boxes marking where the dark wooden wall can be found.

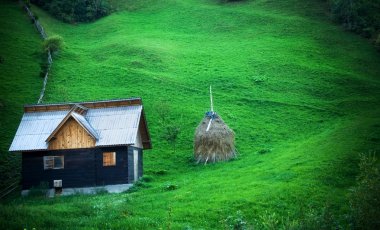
[22,146,143,190]
[95,147,129,186]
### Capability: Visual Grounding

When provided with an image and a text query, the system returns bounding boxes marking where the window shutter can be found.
[43,156,54,170]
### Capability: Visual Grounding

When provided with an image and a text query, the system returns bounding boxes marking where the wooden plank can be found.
[48,118,95,150]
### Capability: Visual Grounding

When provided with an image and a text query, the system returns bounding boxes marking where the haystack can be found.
[194,112,236,164]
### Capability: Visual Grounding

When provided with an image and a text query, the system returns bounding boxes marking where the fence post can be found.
[22,1,52,104]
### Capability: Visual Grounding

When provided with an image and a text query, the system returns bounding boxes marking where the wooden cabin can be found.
[9,98,151,191]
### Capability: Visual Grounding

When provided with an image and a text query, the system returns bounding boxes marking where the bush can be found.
[140,175,153,182]
[222,210,248,230]
[349,153,380,229]
[163,183,178,191]
[43,35,64,53]
[126,180,150,193]
[28,181,49,197]
[375,34,380,51]
[329,0,380,39]
[30,0,113,23]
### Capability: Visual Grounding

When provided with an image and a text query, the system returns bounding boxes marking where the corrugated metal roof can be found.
[9,110,69,151]
[71,112,99,140]
[9,105,143,152]
[86,106,141,147]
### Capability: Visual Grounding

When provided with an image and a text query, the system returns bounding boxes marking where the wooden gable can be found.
[48,117,96,150]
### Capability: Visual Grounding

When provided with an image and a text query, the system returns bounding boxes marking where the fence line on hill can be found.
[1,2,54,200]
[0,182,19,200]
[22,2,52,104]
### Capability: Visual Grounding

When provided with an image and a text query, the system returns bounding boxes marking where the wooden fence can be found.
[1,2,54,200]
[0,182,19,200]
[23,2,52,104]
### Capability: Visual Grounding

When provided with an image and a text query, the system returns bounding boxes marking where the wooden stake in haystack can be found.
[194,86,237,164]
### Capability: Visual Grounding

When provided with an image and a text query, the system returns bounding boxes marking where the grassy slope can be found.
[1,0,380,229]
[0,0,43,189]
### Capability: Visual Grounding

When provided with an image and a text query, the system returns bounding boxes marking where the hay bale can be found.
[194,112,236,164]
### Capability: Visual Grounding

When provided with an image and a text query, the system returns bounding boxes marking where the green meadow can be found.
[0,0,379,229]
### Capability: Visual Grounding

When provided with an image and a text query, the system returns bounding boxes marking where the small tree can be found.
[162,125,181,153]
[42,35,64,53]
[155,101,181,153]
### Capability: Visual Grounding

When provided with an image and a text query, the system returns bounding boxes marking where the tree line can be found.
[26,0,380,49]
[28,0,112,23]
[328,0,380,49]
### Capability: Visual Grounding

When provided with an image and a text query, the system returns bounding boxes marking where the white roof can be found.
[9,105,143,152]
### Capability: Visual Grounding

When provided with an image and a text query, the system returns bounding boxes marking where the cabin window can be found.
[43,156,64,170]
[103,152,116,166]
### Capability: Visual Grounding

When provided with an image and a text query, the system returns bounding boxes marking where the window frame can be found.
[103,152,116,167]
[43,156,64,170]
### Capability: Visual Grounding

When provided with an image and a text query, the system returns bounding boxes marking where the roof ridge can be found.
[24,98,142,113]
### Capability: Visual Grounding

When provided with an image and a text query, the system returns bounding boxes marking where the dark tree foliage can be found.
[329,0,380,39]
[30,0,112,23]
[349,153,380,229]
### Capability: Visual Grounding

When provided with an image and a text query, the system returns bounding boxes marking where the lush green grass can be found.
[1,0,380,229]
[0,0,43,190]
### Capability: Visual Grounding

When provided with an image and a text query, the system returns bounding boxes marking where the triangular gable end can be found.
[46,111,98,150]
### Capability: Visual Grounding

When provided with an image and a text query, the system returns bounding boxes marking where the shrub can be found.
[155,101,182,153]
[163,183,178,191]
[349,152,380,229]
[375,34,380,51]
[23,0,31,7]
[329,0,380,40]
[141,175,153,182]
[153,169,168,175]
[30,0,113,23]
[28,181,49,197]
[162,125,181,153]
[42,35,64,53]
[222,210,248,230]
[126,180,150,193]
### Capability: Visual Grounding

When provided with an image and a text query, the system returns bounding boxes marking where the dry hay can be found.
[194,113,236,164]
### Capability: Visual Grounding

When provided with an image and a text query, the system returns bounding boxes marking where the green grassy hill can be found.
[1,0,379,229]
[0,0,43,190]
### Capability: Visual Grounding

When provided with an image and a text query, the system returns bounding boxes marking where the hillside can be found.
[1,0,380,229]
[0,0,43,190]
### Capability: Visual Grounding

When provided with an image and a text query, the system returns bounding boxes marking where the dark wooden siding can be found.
[96,147,129,186]
[22,146,135,190]
[22,149,97,189]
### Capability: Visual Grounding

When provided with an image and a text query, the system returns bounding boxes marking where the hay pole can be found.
[210,85,214,112]
[206,85,214,132]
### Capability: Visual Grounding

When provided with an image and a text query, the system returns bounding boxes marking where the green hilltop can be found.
[0,0,379,228]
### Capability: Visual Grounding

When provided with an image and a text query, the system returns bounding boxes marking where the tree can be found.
[162,125,181,153]
[155,102,182,153]
[42,35,64,53]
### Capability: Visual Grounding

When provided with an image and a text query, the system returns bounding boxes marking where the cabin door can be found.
[133,149,138,181]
